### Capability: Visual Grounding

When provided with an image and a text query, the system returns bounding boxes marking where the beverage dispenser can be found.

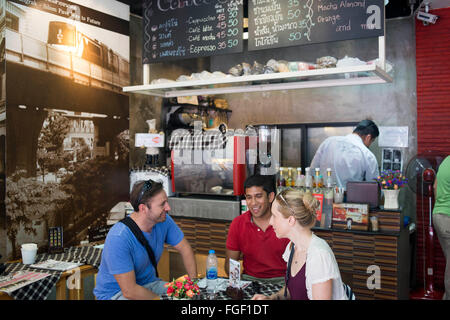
[255,125,280,176]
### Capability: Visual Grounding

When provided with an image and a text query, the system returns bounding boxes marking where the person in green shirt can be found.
[433,155,450,300]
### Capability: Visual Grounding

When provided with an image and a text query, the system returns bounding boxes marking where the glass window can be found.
[280,128,301,168]
[253,122,358,175]
[6,12,19,32]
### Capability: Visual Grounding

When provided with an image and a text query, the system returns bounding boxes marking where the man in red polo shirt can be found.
[225,175,289,285]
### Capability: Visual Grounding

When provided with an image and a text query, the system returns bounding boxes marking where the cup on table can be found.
[21,243,38,264]
[333,188,344,204]
[370,216,379,232]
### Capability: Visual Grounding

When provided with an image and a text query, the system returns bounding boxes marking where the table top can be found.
[161,280,283,300]
[0,246,102,300]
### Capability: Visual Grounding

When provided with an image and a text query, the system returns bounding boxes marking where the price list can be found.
[143,0,244,63]
[248,0,385,51]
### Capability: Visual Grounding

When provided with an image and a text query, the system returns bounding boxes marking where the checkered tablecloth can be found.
[2,246,102,300]
[130,166,171,177]
[161,280,283,300]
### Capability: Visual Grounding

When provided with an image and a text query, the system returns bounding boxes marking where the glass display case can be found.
[170,134,250,196]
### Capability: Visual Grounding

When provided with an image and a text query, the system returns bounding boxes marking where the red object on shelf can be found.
[232,135,247,196]
[171,150,175,193]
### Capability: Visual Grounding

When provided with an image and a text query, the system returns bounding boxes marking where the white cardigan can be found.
[282,233,348,300]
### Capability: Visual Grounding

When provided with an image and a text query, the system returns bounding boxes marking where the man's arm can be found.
[366,154,380,182]
[114,270,159,300]
[224,249,241,276]
[173,238,197,279]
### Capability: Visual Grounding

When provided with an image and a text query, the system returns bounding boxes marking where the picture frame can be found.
[332,203,369,231]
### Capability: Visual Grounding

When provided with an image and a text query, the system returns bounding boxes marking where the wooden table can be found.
[55,264,98,300]
[0,264,98,300]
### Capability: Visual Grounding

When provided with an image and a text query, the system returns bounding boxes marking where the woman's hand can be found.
[251,294,270,300]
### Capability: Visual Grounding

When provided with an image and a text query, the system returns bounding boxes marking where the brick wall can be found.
[415,7,450,293]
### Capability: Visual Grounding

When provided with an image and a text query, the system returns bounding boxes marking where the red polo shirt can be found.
[226,211,289,278]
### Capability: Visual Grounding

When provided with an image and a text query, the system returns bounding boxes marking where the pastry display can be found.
[316,56,338,68]
[176,74,192,82]
[288,61,313,72]
[228,63,243,76]
[275,60,290,72]
[211,71,230,78]
[150,54,391,84]
[250,61,264,75]
[241,62,252,75]
[336,55,366,68]
[191,71,212,80]
[262,65,276,74]
[150,78,175,85]
[265,59,278,70]
[176,70,232,82]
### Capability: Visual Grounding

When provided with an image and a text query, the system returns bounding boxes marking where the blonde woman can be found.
[252,189,348,300]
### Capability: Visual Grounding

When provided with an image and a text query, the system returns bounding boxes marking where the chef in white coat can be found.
[309,119,380,191]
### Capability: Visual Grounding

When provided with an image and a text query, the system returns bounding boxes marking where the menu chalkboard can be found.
[248,0,385,51]
[143,0,244,63]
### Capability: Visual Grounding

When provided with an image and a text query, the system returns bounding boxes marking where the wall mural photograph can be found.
[0,0,130,261]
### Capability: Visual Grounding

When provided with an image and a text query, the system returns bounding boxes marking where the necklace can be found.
[293,247,307,264]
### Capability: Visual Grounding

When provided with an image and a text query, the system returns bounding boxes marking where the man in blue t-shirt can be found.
[94,180,197,300]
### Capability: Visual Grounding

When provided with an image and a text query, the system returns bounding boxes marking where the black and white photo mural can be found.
[0,0,130,260]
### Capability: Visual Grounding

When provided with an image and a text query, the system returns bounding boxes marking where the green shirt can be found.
[433,155,450,216]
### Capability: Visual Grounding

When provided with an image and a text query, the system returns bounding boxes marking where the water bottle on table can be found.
[206,249,218,299]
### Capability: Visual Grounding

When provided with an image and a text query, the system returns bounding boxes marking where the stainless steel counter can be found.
[168,197,240,221]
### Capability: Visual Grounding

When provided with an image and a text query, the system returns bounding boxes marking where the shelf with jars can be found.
[164,97,232,136]
[124,64,392,98]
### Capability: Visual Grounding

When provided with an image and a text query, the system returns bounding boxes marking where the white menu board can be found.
[378,126,409,148]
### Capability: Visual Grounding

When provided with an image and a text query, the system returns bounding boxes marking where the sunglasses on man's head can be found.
[136,180,154,206]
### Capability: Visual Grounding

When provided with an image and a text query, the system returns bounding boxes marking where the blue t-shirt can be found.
[93,214,183,300]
